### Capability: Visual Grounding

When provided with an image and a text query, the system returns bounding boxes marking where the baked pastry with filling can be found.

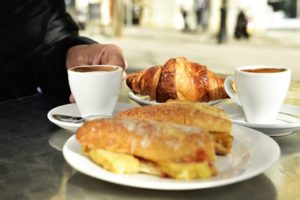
[116,101,233,155]
[76,118,217,180]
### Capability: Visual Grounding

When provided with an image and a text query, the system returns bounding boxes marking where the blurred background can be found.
[65,0,300,80]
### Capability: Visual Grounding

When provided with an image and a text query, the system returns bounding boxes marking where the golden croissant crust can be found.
[126,57,228,102]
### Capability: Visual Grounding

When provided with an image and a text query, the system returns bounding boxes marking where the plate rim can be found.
[128,91,158,105]
[128,91,222,106]
[63,124,280,190]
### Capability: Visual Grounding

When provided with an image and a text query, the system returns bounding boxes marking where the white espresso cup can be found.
[224,66,291,124]
[68,65,123,119]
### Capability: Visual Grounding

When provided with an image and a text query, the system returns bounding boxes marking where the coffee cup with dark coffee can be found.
[224,65,291,124]
[68,65,123,119]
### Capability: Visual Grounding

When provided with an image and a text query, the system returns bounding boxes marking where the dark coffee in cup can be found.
[241,68,287,73]
[70,66,118,73]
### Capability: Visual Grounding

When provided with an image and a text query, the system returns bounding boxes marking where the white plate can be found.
[63,125,280,190]
[47,102,136,132]
[128,91,222,106]
[219,103,300,136]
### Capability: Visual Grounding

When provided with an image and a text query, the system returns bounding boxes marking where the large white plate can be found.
[128,91,222,106]
[63,125,280,190]
[47,102,136,132]
[219,103,300,136]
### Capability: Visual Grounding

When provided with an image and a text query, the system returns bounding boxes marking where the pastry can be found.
[116,101,233,155]
[76,118,217,179]
[126,57,228,102]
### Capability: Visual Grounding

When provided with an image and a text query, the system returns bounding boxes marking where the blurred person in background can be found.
[180,0,194,32]
[217,0,227,43]
[0,0,126,102]
[194,0,206,32]
[234,10,250,39]
[180,4,189,32]
[132,0,143,25]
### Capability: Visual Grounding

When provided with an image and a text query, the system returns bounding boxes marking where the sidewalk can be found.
[81,27,300,80]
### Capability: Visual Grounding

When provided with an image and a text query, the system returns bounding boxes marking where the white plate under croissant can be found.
[128,91,222,106]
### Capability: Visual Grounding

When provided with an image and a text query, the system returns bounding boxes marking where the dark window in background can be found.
[268,0,297,18]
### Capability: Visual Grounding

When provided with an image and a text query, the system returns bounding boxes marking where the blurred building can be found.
[70,0,300,37]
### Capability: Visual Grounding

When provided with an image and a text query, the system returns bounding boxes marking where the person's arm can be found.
[66,42,127,103]
[39,35,126,102]
[38,0,126,102]
[38,36,97,100]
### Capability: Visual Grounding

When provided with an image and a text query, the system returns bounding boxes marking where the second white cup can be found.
[68,65,123,119]
[224,66,291,124]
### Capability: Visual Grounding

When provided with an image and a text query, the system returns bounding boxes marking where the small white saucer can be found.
[128,91,222,106]
[47,102,136,132]
[219,103,300,136]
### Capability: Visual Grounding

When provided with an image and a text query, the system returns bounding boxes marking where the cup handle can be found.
[224,76,241,106]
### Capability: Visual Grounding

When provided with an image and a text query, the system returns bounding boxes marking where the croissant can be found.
[126,57,228,102]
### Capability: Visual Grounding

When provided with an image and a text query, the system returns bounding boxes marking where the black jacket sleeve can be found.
[0,0,99,101]
[38,36,98,101]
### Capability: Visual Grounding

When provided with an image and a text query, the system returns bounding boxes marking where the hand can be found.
[66,44,127,103]
[66,43,126,69]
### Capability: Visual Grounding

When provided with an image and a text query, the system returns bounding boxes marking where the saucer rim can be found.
[219,103,300,129]
[47,102,136,132]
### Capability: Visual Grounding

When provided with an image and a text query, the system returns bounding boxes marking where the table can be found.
[1,81,300,200]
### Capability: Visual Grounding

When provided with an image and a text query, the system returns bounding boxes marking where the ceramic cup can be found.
[224,66,291,124]
[68,65,123,119]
